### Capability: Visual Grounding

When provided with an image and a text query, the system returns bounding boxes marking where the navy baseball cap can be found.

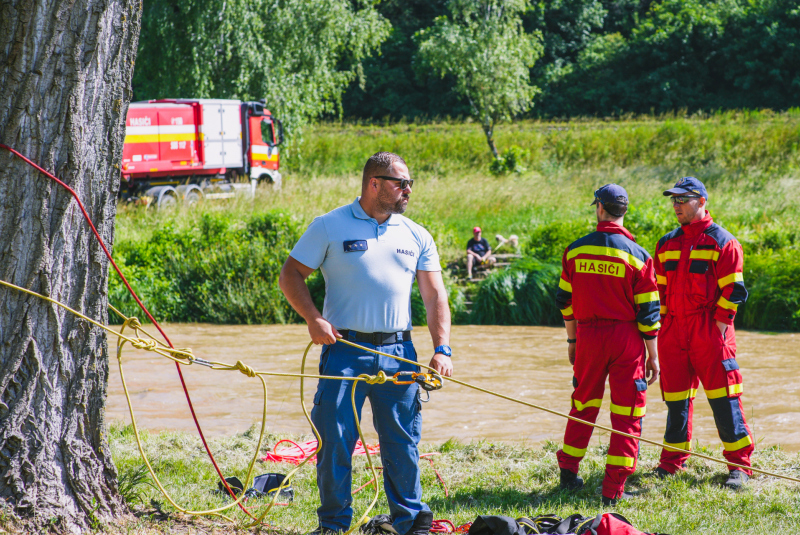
[663,177,708,199]
[590,183,628,206]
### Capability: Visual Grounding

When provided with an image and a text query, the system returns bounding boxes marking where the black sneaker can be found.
[652,467,673,480]
[408,511,433,535]
[602,492,633,506]
[724,469,750,490]
[559,468,584,491]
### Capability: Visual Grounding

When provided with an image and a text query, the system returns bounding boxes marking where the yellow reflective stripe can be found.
[567,246,644,270]
[638,321,661,332]
[634,291,660,304]
[660,305,667,314]
[728,383,743,396]
[664,389,697,401]
[559,278,572,292]
[718,272,744,288]
[705,386,728,399]
[608,403,647,417]
[718,296,739,311]
[124,133,197,143]
[609,403,630,416]
[722,435,753,452]
[606,455,636,467]
[561,306,574,317]
[573,398,603,411]
[663,441,691,453]
[689,250,720,261]
[656,275,667,285]
[658,250,681,262]
[562,444,587,458]
[124,134,160,143]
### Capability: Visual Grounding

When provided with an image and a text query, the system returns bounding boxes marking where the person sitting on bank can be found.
[466,226,495,279]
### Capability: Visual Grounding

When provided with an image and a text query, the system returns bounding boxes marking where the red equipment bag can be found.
[577,513,668,535]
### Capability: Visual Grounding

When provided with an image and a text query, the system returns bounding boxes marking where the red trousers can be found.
[657,312,753,474]
[557,321,647,499]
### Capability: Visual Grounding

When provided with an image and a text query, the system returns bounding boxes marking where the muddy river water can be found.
[107,325,800,451]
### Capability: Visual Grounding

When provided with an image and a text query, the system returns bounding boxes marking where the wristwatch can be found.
[567,338,577,344]
[434,345,452,357]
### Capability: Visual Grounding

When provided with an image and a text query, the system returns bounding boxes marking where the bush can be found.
[523,219,594,263]
[110,210,303,324]
[469,258,562,325]
[738,251,800,331]
[489,145,530,175]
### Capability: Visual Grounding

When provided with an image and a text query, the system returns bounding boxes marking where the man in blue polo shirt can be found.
[279,151,453,535]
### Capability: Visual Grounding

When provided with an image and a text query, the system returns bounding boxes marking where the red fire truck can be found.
[121,98,283,207]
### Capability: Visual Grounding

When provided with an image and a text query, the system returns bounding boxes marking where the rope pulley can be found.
[392,371,444,396]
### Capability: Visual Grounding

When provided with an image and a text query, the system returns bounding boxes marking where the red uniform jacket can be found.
[654,215,747,324]
[556,222,661,339]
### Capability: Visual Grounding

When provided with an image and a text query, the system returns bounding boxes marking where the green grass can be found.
[101,422,800,534]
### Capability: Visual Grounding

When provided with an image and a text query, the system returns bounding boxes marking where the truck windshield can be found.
[260,119,275,146]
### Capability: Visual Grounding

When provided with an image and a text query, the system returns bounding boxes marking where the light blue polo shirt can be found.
[290,197,441,333]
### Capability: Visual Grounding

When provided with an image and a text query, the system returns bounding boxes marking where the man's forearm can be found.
[279,266,322,323]
[426,293,451,347]
[564,319,577,340]
[644,337,658,358]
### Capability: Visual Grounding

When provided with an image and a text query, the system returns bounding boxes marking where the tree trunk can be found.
[482,118,499,159]
[0,0,141,531]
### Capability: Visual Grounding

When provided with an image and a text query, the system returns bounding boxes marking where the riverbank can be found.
[111,114,800,329]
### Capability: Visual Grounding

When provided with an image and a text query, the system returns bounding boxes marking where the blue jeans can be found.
[311,337,428,535]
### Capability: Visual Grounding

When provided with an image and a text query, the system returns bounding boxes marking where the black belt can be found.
[339,330,411,345]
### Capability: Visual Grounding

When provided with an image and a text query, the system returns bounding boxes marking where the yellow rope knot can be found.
[130,338,158,351]
[363,371,388,385]
[234,360,256,378]
[123,316,142,330]
[171,347,194,361]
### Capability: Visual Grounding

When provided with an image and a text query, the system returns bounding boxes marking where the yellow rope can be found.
[2,277,799,532]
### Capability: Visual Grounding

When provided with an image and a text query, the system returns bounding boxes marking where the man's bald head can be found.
[362,152,407,192]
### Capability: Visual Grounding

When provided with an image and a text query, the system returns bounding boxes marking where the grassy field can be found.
[47,422,796,534]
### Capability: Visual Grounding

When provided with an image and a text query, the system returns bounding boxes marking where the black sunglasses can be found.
[374,175,414,190]
[671,195,701,205]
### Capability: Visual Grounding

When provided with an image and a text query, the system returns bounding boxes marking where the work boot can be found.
[724,469,750,490]
[651,467,673,480]
[559,468,584,491]
[602,492,633,506]
[408,511,433,535]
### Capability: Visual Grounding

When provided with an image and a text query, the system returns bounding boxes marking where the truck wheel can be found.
[184,189,202,205]
[151,187,178,209]
[177,184,203,206]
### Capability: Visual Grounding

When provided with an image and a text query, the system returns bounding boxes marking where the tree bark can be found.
[482,118,499,159]
[0,0,141,531]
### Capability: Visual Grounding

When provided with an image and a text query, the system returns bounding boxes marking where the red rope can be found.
[430,519,471,533]
[0,144,256,519]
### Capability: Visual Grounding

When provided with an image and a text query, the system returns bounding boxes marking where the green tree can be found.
[417,0,543,159]
[133,0,390,143]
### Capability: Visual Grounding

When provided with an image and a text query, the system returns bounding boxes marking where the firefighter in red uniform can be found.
[555,184,661,506]
[653,177,752,489]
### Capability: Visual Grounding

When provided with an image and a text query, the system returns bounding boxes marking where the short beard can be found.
[377,188,408,215]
